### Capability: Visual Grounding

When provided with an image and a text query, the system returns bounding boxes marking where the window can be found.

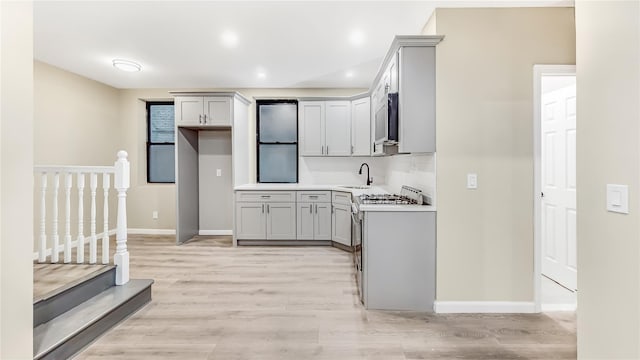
[147,101,175,183]
[256,100,298,183]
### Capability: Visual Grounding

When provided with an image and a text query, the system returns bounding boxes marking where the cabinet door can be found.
[175,97,204,126]
[235,202,266,239]
[203,96,232,126]
[324,101,351,156]
[314,203,332,240]
[387,53,398,93]
[332,203,352,246]
[351,97,371,156]
[299,102,325,156]
[297,203,315,240]
[266,203,296,240]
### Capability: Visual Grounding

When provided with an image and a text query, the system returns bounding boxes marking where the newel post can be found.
[114,150,130,285]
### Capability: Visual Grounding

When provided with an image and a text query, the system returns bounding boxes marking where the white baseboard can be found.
[127,228,176,235]
[199,230,233,236]
[434,301,537,314]
[32,229,117,261]
[541,303,577,312]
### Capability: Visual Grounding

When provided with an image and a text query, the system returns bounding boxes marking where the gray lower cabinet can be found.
[235,200,296,240]
[235,202,266,240]
[265,203,296,239]
[296,193,331,241]
[332,203,351,246]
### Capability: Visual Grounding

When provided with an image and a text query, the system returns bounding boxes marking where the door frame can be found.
[533,64,576,312]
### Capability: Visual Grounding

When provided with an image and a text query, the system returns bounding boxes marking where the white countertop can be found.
[234,183,436,212]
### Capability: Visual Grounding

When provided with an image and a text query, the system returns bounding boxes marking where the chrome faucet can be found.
[358,163,373,186]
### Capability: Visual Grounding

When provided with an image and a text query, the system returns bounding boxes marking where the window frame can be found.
[146,101,176,184]
[256,99,299,184]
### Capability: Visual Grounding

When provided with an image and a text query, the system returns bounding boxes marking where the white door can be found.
[541,81,577,290]
[325,101,351,156]
[299,102,324,156]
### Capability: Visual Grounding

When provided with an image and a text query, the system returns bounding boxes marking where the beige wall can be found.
[1,1,34,357]
[34,61,122,165]
[431,8,576,301]
[576,1,640,358]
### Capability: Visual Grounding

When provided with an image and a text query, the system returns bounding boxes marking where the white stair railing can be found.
[33,151,130,285]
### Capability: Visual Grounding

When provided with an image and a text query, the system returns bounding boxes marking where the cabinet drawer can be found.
[332,191,352,205]
[236,191,295,203]
[297,191,331,203]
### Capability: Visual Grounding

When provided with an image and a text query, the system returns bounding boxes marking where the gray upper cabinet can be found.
[299,101,351,156]
[351,96,371,156]
[175,96,232,127]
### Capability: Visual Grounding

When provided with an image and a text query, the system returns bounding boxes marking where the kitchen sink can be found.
[340,185,371,189]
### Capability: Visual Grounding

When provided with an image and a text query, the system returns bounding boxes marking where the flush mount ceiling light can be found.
[257,72,266,79]
[345,71,354,78]
[112,59,141,72]
[221,31,238,47]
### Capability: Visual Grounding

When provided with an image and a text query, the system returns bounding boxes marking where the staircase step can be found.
[33,279,153,360]
[34,266,116,327]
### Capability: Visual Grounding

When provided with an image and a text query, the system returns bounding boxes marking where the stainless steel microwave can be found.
[373,92,399,155]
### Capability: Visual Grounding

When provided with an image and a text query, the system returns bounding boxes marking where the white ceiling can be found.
[34,1,573,89]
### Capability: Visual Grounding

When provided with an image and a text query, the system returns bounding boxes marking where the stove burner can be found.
[359,194,418,205]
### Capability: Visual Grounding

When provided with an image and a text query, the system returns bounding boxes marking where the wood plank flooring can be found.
[74,235,576,360]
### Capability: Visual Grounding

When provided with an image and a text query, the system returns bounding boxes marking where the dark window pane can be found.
[258,144,297,183]
[149,144,175,183]
[259,104,297,142]
[150,104,175,143]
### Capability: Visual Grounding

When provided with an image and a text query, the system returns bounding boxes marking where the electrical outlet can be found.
[152,211,158,220]
[216,169,222,177]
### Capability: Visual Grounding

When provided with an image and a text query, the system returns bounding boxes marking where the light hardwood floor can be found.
[74,235,576,360]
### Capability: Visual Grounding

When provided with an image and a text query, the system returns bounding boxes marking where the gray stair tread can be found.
[34,265,116,304]
[34,279,153,358]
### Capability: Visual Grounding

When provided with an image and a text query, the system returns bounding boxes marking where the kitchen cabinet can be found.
[351,96,371,156]
[331,191,352,246]
[235,191,296,240]
[297,191,331,240]
[370,37,441,154]
[299,101,351,156]
[175,96,232,126]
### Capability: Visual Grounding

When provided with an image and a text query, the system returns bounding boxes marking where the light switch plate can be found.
[467,173,478,189]
[607,184,629,214]
[216,169,222,177]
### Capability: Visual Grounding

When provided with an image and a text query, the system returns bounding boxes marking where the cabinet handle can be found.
[310,205,312,214]
[314,204,317,213]
[261,195,271,198]
[351,145,354,154]
[267,204,270,213]
[331,205,334,214]
[262,204,264,213]
[199,114,203,124]
[203,114,207,124]
[326,146,329,155]
[309,195,318,199]
[321,145,324,155]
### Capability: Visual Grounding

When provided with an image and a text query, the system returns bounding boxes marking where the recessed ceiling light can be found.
[346,71,354,78]
[112,59,141,72]
[257,72,266,79]
[221,31,238,47]
[349,30,365,46]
